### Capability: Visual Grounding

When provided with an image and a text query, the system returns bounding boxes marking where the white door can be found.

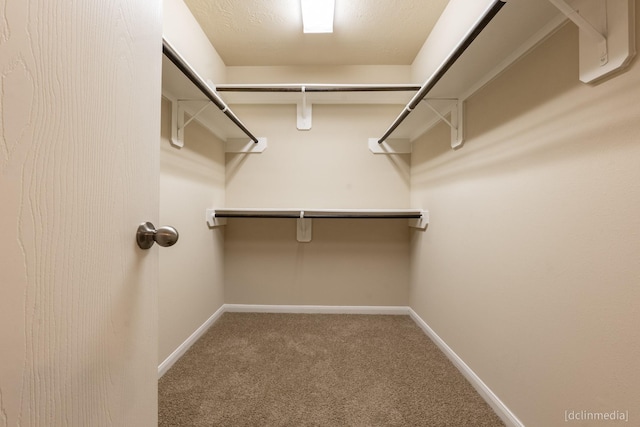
[0,0,162,425]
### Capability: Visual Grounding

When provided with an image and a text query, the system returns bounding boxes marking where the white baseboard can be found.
[223,304,410,315]
[407,308,524,427]
[158,304,226,378]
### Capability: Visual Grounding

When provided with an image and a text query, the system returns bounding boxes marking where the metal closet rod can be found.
[215,84,422,93]
[162,38,259,143]
[214,212,422,219]
[377,0,506,144]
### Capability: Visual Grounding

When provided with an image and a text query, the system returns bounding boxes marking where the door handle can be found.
[136,222,179,249]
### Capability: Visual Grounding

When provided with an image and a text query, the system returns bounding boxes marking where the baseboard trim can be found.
[224,304,410,315]
[158,304,226,378]
[407,308,524,427]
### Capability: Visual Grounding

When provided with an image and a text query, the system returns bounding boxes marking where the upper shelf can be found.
[162,1,563,142]
[214,84,421,105]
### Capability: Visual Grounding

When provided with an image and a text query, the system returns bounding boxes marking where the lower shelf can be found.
[205,208,429,242]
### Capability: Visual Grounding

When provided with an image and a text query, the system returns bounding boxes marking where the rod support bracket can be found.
[549,0,635,83]
[368,138,411,154]
[297,211,312,242]
[297,86,312,130]
[206,208,227,227]
[422,99,465,149]
[164,93,212,148]
[408,210,429,230]
[225,137,268,153]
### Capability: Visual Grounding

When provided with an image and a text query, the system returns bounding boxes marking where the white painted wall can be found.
[410,21,640,427]
[224,102,411,306]
[163,0,227,84]
[159,98,226,364]
[159,0,228,368]
[227,65,413,84]
[0,0,161,424]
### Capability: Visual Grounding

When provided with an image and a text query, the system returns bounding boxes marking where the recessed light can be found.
[301,0,335,33]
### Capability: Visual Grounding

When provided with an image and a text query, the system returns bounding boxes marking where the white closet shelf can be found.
[205,208,429,242]
[210,208,424,218]
[162,1,572,148]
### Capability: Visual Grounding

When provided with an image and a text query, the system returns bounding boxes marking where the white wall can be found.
[163,0,226,83]
[160,0,227,365]
[410,20,640,427]
[224,102,411,306]
[227,65,413,84]
[159,98,226,363]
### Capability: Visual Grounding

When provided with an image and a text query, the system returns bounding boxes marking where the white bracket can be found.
[225,137,268,153]
[422,99,464,149]
[169,99,267,153]
[368,138,411,154]
[297,86,312,130]
[168,96,184,148]
[297,211,312,242]
[549,0,635,83]
[205,208,227,227]
[408,210,429,230]
[167,97,212,148]
[170,98,184,148]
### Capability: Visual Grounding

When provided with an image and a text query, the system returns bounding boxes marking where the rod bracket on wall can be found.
[368,138,411,154]
[206,209,227,227]
[297,211,312,242]
[548,0,635,83]
[169,99,212,148]
[422,99,465,149]
[225,137,268,153]
[163,90,268,152]
[297,86,312,130]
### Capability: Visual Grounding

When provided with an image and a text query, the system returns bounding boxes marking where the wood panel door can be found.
[0,0,162,425]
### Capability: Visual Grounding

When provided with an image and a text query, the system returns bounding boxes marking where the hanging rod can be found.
[162,37,259,143]
[377,0,506,144]
[211,208,423,219]
[206,208,429,241]
[215,84,422,93]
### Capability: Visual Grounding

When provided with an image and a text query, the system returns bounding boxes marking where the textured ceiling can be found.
[182,0,451,66]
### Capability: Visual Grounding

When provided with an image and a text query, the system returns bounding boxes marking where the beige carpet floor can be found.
[159,313,505,426]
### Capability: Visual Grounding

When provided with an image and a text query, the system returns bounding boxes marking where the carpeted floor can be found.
[159,313,505,426]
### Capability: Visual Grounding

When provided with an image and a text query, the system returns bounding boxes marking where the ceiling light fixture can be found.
[301,0,335,33]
